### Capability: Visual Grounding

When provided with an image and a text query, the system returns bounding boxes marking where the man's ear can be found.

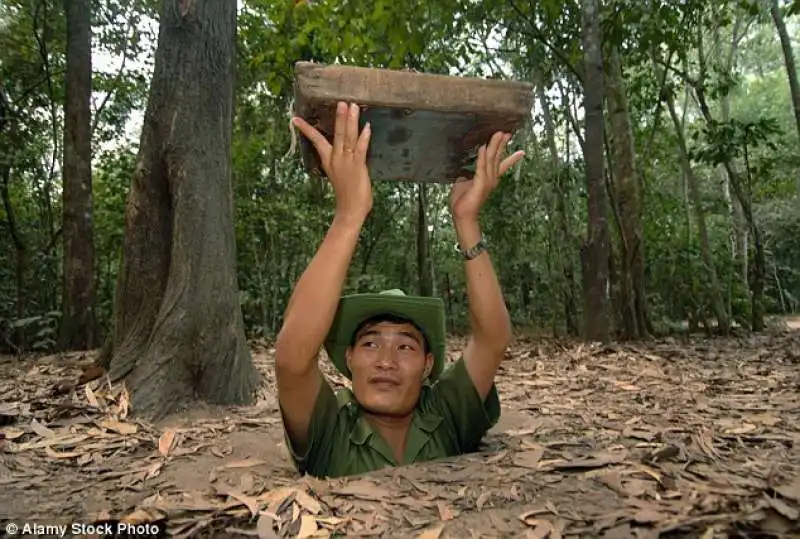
[345,346,353,373]
[422,353,434,379]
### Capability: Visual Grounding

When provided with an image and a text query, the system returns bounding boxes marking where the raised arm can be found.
[275,102,372,454]
[449,132,525,400]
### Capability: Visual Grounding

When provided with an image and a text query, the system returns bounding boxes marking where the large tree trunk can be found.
[59,0,97,350]
[770,0,800,152]
[101,0,258,419]
[606,47,648,339]
[580,0,611,342]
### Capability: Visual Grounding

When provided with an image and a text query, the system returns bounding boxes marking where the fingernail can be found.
[365,121,371,131]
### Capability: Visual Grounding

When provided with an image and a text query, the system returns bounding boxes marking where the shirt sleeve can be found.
[425,356,501,452]
[279,376,342,477]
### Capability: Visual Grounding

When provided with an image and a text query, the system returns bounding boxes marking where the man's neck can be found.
[363,412,413,463]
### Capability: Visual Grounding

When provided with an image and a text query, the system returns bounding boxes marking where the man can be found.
[275,101,524,478]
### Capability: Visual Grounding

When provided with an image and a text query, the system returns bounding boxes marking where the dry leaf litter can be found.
[1,325,799,538]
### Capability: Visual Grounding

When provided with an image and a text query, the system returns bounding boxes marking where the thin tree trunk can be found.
[770,0,800,152]
[417,183,433,296]
[580,0,610,342]
[664,93,731,335]
[606,46,648,339]
[693,86,766,332]
[60,0,97,351]
[536,76,578,335]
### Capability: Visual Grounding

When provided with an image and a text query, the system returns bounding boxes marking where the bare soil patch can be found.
[1,329,799,538]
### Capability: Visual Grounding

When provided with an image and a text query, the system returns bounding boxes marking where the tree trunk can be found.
[536,77,578,336]
[416,183,433,296]
[606,47,648,339]
[59,0,96,350]
[580,0,611,342]
[664,93,731,335]
[692,87,766,332]
[101,0,258,419]
[770,0,800,151]
[713,17,748,316]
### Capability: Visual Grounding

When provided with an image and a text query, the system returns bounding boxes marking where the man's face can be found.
[346,320,433,417]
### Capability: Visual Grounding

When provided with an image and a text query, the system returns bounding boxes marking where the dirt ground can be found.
[1,320,799,538]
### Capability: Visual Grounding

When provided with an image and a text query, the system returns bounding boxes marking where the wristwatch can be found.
[456,237,487,260]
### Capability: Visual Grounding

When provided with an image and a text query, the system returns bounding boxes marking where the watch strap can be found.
[457,237,487,260]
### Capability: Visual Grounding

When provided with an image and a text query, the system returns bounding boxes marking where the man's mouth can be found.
[369,376,400,387]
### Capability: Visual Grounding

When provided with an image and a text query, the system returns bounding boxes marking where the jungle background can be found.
[1,0,798,358]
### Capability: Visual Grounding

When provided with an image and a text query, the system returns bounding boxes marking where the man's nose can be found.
[376,348,398,369]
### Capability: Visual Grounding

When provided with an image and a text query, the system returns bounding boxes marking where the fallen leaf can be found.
[612,381,641,391]
[546,449,628,470]
[120,508,166,524]
[45,446,83,459]
[100,419,137,435]
[333,481,391,500]
[476,491,491,510]
[1,428,24,440]
[513,446,545,469]
[117,386,130,419]
[78,365,105,385]
[294,489,322,514]
[522,518,553,538]
[215,485,260,517]
[750,413,780,426]
[643,444,680,463]
[485,450,508,464]
[158,430,175,456]
[437,501,454,521]
[417,524,445,539]
[593,471,625,495]
[632,509,668,524]
[764,494,800,520]
[725,423,758,435]
[30,419,55,438]
[774,477,800,502]
[699,526,717,539]
[217,458,267,470]
[256,513,278,539]
[297,515,318,539]
[84,385,100,407]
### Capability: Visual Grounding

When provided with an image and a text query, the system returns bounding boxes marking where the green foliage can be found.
[1,0,800,352]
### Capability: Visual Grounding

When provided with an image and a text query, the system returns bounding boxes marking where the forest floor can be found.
[1,319,799,538]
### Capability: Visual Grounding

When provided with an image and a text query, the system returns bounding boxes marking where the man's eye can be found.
[361,341,377,348]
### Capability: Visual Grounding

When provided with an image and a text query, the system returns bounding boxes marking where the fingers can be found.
[344,103,360,154]
[332,101,348,155]
[292,116,331,162]
[483,132,502,180]
[495,133,510,172]
[355,121,371,159]
[499,150,526,176]
[474,144,487,191]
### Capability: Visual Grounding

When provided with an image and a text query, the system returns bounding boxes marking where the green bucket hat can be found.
[323,289,447,382]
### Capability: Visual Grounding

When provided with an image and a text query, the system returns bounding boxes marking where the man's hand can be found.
[449,131,525,222]
[293,102,373,222]
[277,102,374,456]
[449,131,523,401]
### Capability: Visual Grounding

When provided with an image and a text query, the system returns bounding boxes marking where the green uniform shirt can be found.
[281,357,501,478]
